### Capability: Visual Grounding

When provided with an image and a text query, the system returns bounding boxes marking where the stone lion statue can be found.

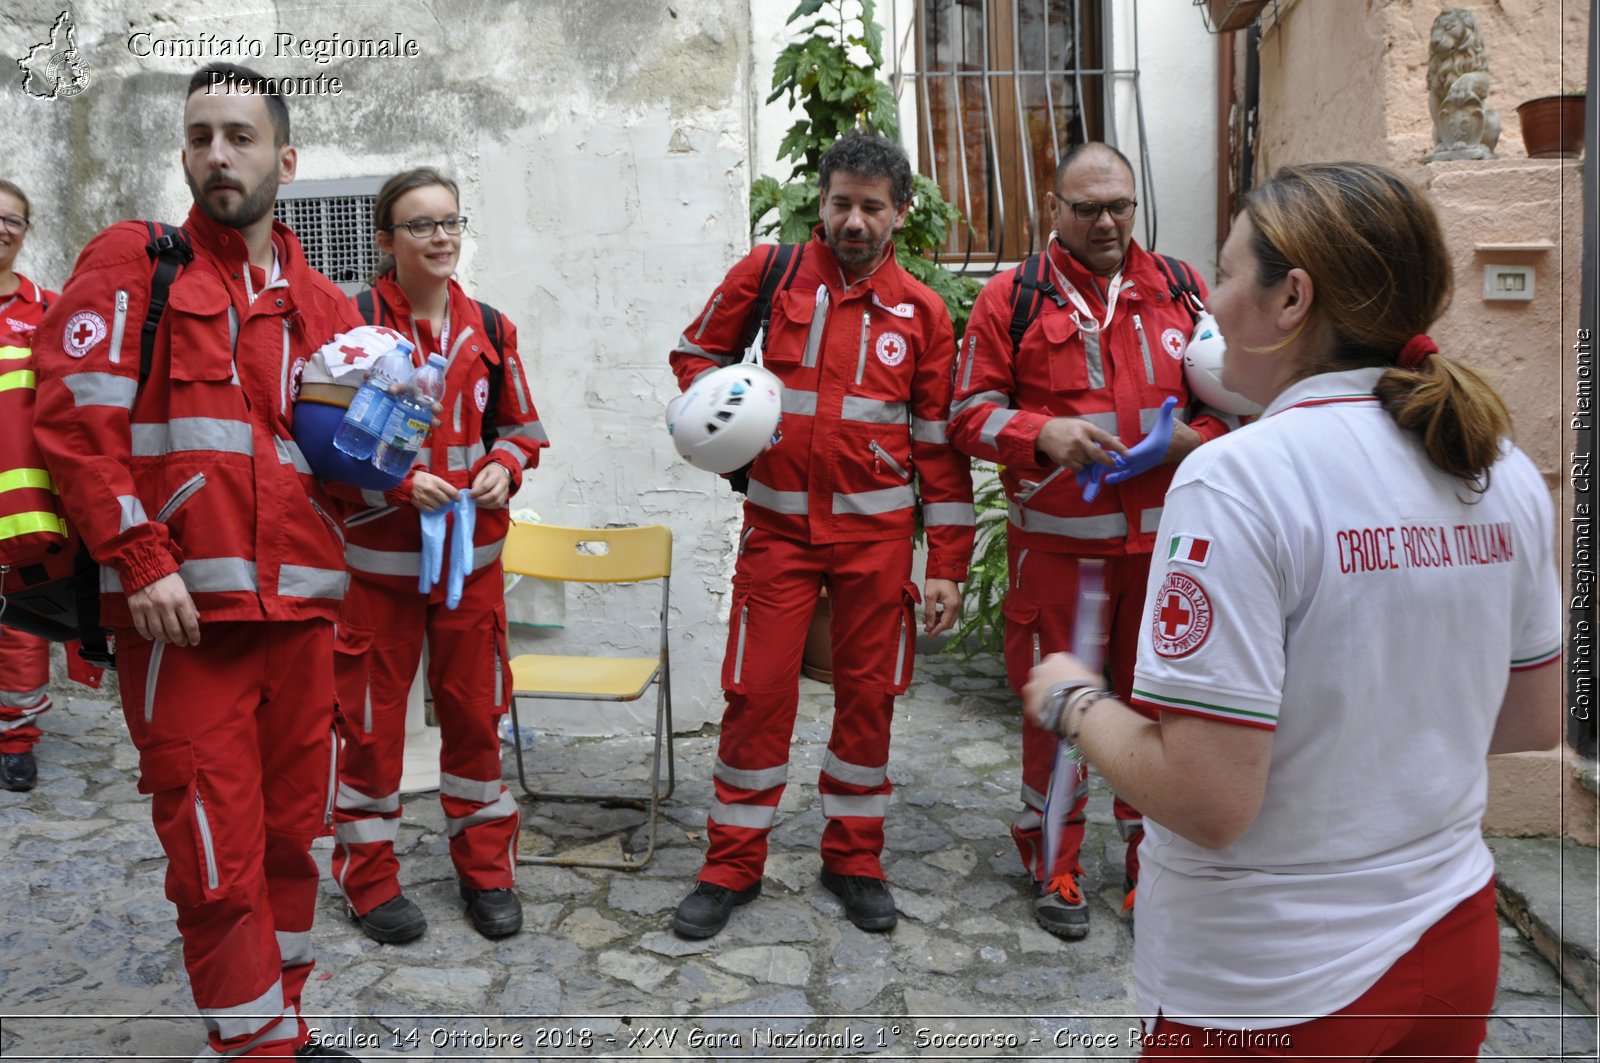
[1427,8,1500,160]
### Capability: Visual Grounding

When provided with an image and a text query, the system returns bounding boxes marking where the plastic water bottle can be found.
[498,713,537,750]
[334,341,415,460]
[374,353,447,478]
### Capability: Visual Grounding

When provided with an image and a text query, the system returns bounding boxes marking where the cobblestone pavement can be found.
[0,652,1594,1060]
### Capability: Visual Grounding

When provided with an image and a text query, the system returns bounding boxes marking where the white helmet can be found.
[1182,311,1262,417]
[667,362,784,474]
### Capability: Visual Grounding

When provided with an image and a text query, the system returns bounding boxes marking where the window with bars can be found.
[272,178,382,293]
[895,0,1106,266]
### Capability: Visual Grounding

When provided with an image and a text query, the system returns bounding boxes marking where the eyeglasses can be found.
[0,214,29,235]
[1061,197,1137,222]
[387,216,468,238]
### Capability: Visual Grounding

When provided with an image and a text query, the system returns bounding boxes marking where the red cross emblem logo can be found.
[1161,327,1187,358]
[1151,571,1212,658]
[334,343,368,366]
[62,310,107,358]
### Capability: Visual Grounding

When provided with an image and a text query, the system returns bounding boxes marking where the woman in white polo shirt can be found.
[1025,161,1562,1059]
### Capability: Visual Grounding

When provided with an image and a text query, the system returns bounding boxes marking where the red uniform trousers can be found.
[1002,545,1154,889]
[117,620,336,1060]
[700,528,919,891]
[0,630,50,754]
[331,563,516,917]
[1142,878,1498,1060]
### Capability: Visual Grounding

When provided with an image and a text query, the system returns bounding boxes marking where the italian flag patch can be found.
[1168,534,1211,567]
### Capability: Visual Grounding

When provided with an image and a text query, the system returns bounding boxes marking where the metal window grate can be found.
[273,178,382,292]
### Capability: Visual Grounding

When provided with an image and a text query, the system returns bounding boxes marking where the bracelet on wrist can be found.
[1064,686,1114,744]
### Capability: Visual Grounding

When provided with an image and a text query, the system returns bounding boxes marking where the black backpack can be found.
[2,222,193,664]
[353,289,510,448]
[1005,250,1205,354]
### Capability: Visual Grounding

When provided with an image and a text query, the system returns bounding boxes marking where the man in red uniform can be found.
[948,143,1234,941]
[32,66,363,1060]
[668,132,975,940]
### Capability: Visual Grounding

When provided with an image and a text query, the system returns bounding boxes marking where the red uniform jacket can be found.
[949,239,1232,557]
[32,208,363,628]
[0,274,64,565]
[670,231,975,582]
[330,276,547,591]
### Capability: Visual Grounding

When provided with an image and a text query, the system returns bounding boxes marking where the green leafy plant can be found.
[749,0,982,334]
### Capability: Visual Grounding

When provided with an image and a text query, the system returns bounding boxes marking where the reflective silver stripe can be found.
[452,394,463,435]
[196,1011,300,1060]
[841,396,907,424]
[62,372,137,408]
[833,485,916,516]
[1084,332,1105,390]
[505,347,531,415]
[1007,502,1128,539]
[277,565,347,600]
[494,421,548,444]
[1140,406,1181,432]
[347,504,393,527]
[200,978,284,1039]
[154,473,206,523]
[821,793,889,819]
[415,447,432,468]
[491,440,525,463]
[109,290,128,365]
[950,388,1006,419]
[782,388,818,416]
[922,502,977,527]
[713,757,788,791]
[276,930,312,968]
[144,642,164,724]
[709,800,778,830]
[693,292,723,341]
[0,711,48,733]
[1141,507,1164,534]
[440,773,504,804]
[475,540,504,567]
[106,557,260,595]
[747,480,809,516]
[980,407,1019,447]
[674,337,737,363]
[131,417,253,457]
[802,287,829,368]
[690,365,719,384]
[0,686,47,710]
[1021,783,1048,810]
[359,490,387,508]
[820,751,886,788]
[344,541,501,577]
[445,789,518,837]
[116,494,149,533]
[335,817,399,845]
[274,437,312,475]
[911,417,948,444]
[1117,817,1145,841]
[1078,411,1118,434]
[447,441,487,472]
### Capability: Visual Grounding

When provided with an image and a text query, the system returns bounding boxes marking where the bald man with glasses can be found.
[947,142,1235,942]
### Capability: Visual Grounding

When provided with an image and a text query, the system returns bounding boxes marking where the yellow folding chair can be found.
[502,522,675,870]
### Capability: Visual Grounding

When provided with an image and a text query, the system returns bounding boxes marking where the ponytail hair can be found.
[1244,162,1510,491]
[369,167,460,286]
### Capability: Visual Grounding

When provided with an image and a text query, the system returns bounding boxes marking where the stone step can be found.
[1491,834,1600,1013]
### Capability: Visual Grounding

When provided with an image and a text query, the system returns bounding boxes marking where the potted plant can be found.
[1516,91,1586,158]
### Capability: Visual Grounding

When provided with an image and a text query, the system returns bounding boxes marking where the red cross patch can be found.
[63,310,107,358]
[1161,327,1187,358]
[875,331,907,367]
[1151,571,1212,658]
[474,376,490,412]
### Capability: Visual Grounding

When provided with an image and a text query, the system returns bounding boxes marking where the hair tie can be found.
[1397,334,1437,370]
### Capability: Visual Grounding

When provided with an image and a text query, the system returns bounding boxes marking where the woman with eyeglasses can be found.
[327,167,548,944]
[1024,162,1561,1057]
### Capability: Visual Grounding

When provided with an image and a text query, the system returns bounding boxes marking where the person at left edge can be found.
[32,65,364,1061]
[326,168,548,945]
[668,131,975,940]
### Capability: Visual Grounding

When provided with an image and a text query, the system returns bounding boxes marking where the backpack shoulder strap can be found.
[353,287,382,326]
[1007,252,1064,355]
[140,221,193,386]
[475,300,506,448]
[739,243,804,353]
[1153,253,1205,321]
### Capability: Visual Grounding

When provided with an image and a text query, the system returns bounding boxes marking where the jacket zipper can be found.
[279,320,292,412]
[144,642,166,724]
[732,604,750,685]
[893,611,909,688]
[869,440,909,480]
[323,727,338,827]
[694,292,723,341]
[801,287,829,368]
[854,311,871,384]
[109,291,129,365]
[310,499,345,546]
[1133,314,1155,384]
[194,790,220,890]
[1014,548,1030,590]
[154,473,206,524]
[1032,631,1041,668]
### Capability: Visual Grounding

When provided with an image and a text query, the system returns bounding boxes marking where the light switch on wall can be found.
[1482,265,1535,301]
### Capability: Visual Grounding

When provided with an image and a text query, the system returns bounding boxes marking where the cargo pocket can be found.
[890,581,922,695]
[136,740,221,906]
[333,617,375,734]
[1039,314,1091,392]
[721,575,755,693]
[492,605,511,714]
[1001,597,1042,685]
[166,277,236,383]
[764,289,817,367]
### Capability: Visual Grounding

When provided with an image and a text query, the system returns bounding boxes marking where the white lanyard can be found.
[411,301,450,364]
[1047,234,1127,335]
[242,248,280,306]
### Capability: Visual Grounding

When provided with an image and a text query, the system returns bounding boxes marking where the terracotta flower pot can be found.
[1515,95,1586,159]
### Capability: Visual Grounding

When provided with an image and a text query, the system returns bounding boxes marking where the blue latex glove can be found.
[419,506,449,594]
[446,494,477,610]
[1103,396,1179,488]
[1075,460,1112,503]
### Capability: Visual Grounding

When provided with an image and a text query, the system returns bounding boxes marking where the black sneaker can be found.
[351,893,426,945]
[0,751,37,792]
[297,1043,359,1059]
[459,884,522,939]
[819,868,897,932]
[1033,871,1090,940]
[671,880,761,939]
